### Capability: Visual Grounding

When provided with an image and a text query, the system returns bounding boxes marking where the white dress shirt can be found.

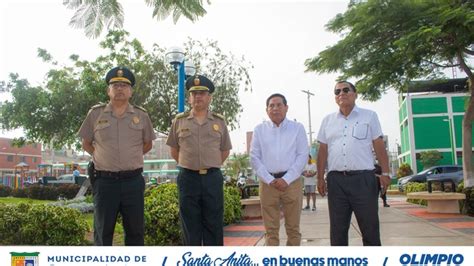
[250,118,309,184]
[317,105,382,171]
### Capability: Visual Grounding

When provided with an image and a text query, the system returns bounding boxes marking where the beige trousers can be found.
[259,179,302,246]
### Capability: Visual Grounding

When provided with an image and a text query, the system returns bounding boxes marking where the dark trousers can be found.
[93,175,145,246]
[178,168,224,246]
[327,171,381,246]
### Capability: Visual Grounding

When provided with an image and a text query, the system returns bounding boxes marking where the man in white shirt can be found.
[316,81,390,246]
[250,93,308,246]
[302,155,317,211]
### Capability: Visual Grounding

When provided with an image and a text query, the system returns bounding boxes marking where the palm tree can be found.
[63,0,209,38]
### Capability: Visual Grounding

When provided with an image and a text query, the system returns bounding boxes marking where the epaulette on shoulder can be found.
[175,111,190,119]
[212,113,225,120]
[91,103,106,110]
[133,105,148,113]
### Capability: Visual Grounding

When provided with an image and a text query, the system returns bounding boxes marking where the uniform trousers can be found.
[259,179,302,246]
[93,174,145,246]
[326,171,381,246]
[178,168,224,246]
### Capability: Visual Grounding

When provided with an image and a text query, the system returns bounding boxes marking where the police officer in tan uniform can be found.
[79,66,156,246]
[167,75,232,246]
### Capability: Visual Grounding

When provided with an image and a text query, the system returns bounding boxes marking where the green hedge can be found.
[0,184,80,200]
[223,186,242,225]
[458,181,474,216]
[144,183,242,245]
[405,182,428,206]
[0,203,89,245]
[144,183,180,245]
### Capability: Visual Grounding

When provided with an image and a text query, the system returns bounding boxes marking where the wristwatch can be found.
[381,172,390,176]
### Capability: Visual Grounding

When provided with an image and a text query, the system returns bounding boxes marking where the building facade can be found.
[398,78,474,173]
[0,137,42,177]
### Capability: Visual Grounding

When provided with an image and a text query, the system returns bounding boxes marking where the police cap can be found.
[185,75,215,94]
[105,66,135,87]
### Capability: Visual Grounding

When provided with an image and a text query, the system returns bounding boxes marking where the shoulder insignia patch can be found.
[91,103,106,110]
[175,111,190,119]
[133,105,147,113]
[212,113,225,120]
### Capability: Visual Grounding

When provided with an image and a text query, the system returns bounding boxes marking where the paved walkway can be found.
[223,194,474,246]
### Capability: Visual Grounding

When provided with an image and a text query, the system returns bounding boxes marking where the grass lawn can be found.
[0,197,53,205]
[83,213,125,246]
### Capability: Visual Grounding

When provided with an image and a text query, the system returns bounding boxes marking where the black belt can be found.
[96,168,143,179]
[270,171,287,179]
[182,167,219,175]
[330,170,372,176]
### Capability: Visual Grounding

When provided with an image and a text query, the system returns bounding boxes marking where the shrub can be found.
[0,185,12,197]
[11,188,28,198]
[144,183,181,245]
[458,181,474,216]
[27,184,59,200]
[405,182,427,206]
[143,183,243,245]
[224,186,242,225]
[397,163,413,178]
[0,203,89,245]
[56,184,81,199]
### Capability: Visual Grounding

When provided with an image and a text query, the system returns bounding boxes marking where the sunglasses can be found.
[334,87,352,95]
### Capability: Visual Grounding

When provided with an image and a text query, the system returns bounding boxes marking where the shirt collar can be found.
[187,110,213,120]
[103,102,135,113]
[337,105,359,118]
[269,117,288,128]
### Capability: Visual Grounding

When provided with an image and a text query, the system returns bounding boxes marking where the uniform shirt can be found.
[302,163,317,186]
[250,118,308,185]
[166,111,232,170]
[78,102,156,171]
[317,105,382,172]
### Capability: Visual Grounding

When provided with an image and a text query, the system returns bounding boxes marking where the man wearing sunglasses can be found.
[316,81,390,246]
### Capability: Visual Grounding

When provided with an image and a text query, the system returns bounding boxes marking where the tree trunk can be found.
[463,78,474,188]
[458,51,474,189]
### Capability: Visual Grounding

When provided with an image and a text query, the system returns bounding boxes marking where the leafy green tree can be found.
[305,0,474,188]
[64,0,210,38]
[420,150,443,170]
[397,163,413,179]
[225,153,250,180]
[0,30,252,149]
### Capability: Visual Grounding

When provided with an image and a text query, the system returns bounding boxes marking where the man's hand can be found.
[270,178,289,192]
[378,174,391,193]
[317,177,327,197]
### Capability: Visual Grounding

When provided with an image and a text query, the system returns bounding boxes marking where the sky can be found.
[0,0,410,153]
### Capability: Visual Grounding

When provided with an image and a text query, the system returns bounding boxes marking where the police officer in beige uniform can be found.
[79,66,156,246]
[167,75,232,246]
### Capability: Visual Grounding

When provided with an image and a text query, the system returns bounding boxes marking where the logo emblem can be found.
[132,116,140,124]
[117,69,124,77]
[213,124,220,131]
[11,252,39,266]
[194,76,200,86]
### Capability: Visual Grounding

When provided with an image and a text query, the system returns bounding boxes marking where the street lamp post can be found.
[301,89,314,146]
[165,47,196,112]
[443,118,456,164]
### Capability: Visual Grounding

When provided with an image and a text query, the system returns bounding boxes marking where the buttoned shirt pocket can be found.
[128,120,144,143]
[352,123,369,140]
[178,129,192,146]
[94,121,111,140]
[208,130,222,149]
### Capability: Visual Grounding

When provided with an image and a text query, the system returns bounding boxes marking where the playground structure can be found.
[0,162,37,189]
